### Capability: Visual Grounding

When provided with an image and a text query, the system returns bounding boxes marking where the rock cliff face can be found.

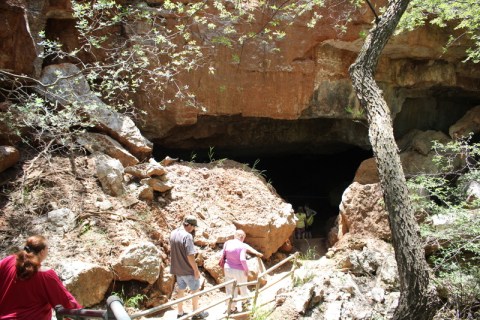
[1,0,480,155]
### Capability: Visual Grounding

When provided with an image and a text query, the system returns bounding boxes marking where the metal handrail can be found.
[55,252,299,320]
[130,279,236,319]
[55,307,107,320]
[55,296,131,320]
[253,252,299,306]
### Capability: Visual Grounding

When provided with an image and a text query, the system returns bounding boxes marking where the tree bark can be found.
[349,1,437,319]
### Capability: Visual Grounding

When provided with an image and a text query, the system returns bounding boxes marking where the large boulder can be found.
[397,130,451,156]
[355,130,459,185]
[38,63,153,160]
[55,261,113,307]
[337,182,390,241]
[94,153,125,197]
[166,161,296,259]
[203,252,225,284]
[0,1,44,77]
[353,158,378,185]
[232,204,295,259]
[112,242,162,284]
[0,146,20,173]
[449,105,480,139]
[77,132,139,167]
[272,237,400,319]
[47,208,76,232]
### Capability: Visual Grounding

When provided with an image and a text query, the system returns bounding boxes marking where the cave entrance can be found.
[155,146,372,239]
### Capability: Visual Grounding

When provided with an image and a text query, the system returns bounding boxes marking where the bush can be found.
[408,137,480,318]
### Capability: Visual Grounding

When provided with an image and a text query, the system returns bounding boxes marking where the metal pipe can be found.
[55,306,107,319]
[259,252,298,277]
[107,296,131,320]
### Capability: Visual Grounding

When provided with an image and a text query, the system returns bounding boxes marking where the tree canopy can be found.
[399,0,480,62]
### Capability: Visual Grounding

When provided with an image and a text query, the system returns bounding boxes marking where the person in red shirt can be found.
[0,235,82,320]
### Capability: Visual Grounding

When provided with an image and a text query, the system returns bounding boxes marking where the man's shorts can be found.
[177,274,200,291]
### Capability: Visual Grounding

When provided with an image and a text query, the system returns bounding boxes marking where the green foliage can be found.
[298,246,319,260]
[250,305,274,320]
[407,138,480,318]
[208,146,215,162]
[293,270,316,287]
[345,104,365,119]
[79,221,91,236]
[398,0,480,62]
[190,151,197,162]
[125,293,148,309]
[1,0,335,150]
[3,94,92,149]
[112,288,147,309]
[250,159,268,180]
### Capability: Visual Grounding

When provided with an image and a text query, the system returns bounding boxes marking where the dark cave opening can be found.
[154,146,372,238]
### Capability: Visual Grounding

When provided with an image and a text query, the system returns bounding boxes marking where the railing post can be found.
[106,296,131,320]
[226,279,237,319]
[291,252,298,287]
[252,275,262,309]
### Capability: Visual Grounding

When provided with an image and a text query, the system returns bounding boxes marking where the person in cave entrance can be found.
[304,204,318,239]
[294,207,307,239]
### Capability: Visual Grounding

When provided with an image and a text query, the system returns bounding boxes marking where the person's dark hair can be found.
[15,235,47,280]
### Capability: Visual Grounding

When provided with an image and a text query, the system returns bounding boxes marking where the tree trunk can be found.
[349,1,437,319]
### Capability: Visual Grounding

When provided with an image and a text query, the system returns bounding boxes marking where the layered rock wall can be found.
[2,0,479,152]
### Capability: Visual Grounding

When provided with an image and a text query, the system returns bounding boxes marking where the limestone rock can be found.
[338,182,390,241]
[157,269,175,296]
[203,252,225,284]
[377,255,399,290]
[94,153,124,196]
[112,242,162,284]
[38,63,153,159]
[292,282,315,314]
[140,177,173,192]
[166,161,297,259]
[55,261,113,307]
[125,159,167,179]
[0,146,20,173]
[347,248,385,276]
[449,105,480,139]
[137,185,154,201]
[160,156,177,166]
[47,208,76,231]
[77,132,139,167]
[135,10,480,150]
[232,203,296,259]
[4,1,480,155]
[323,301,342,320]
[353,158,379,184]
[0,1,43,77]
[398,130,451,156]
[466,181,480,204]
[355,130,455,185]
[400,151,443,177]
